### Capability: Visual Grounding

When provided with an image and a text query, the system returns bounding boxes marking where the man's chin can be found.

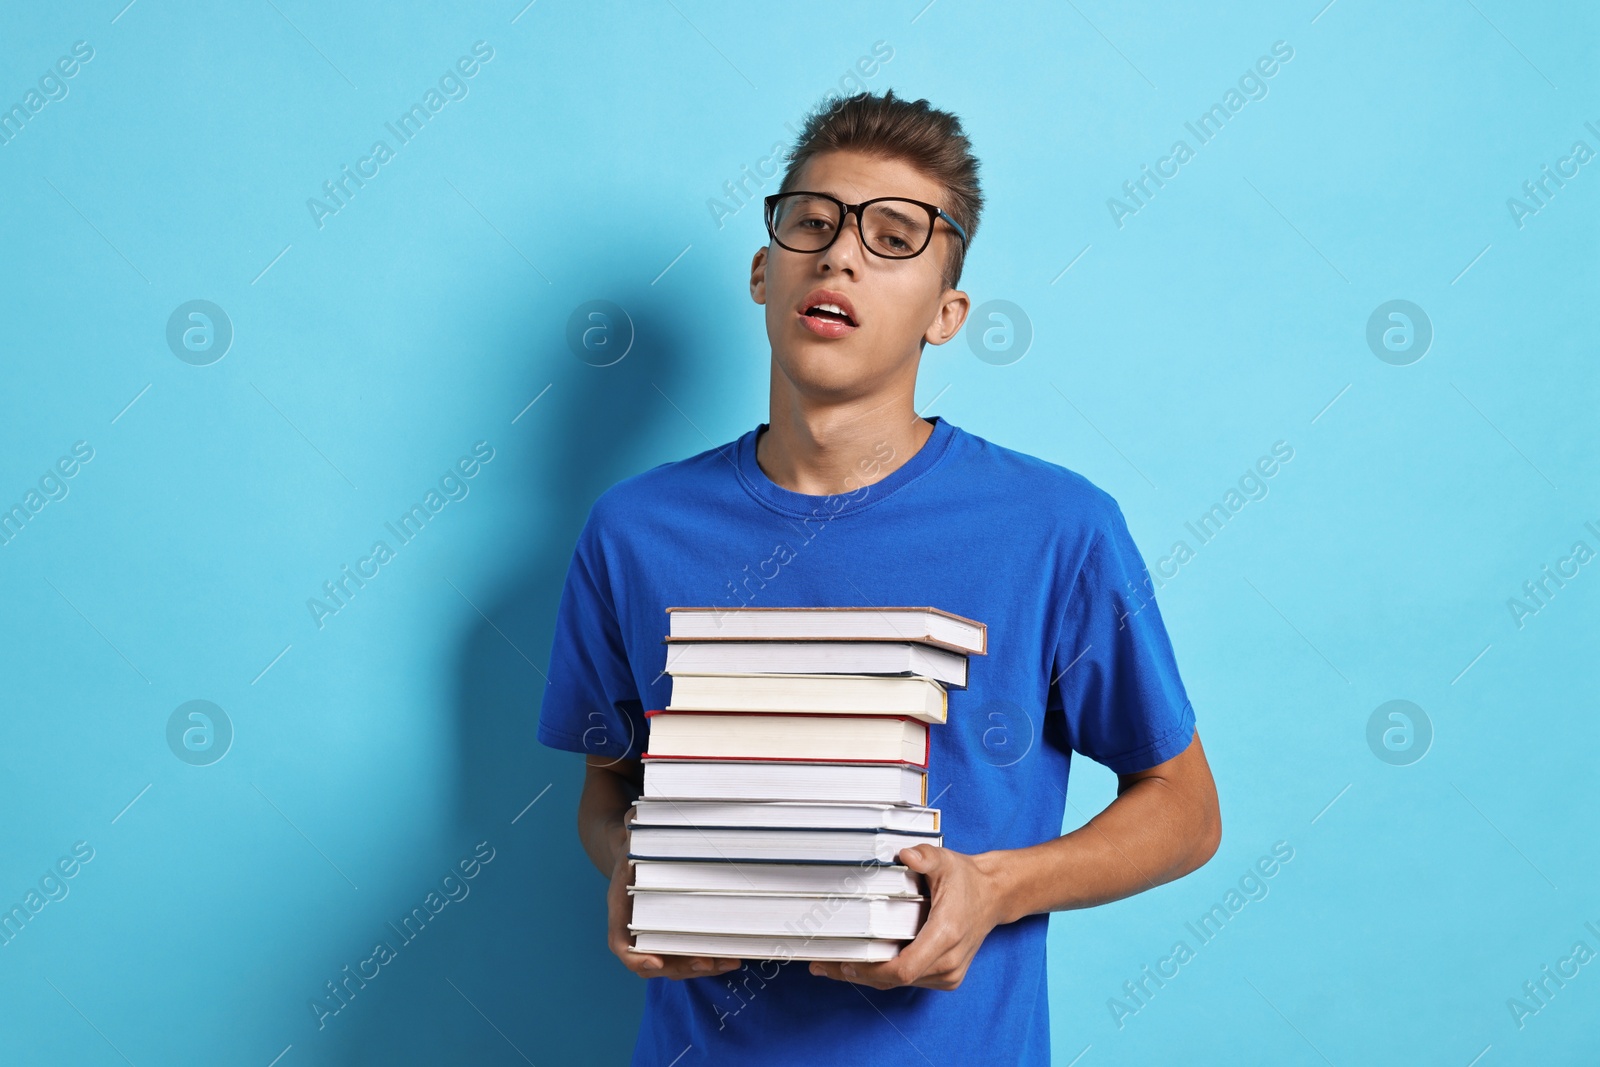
[772,346,879,397]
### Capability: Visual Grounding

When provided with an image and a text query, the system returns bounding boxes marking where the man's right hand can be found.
[606,804,743,980]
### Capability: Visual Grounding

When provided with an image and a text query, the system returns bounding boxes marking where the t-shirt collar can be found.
[733,415,956,518]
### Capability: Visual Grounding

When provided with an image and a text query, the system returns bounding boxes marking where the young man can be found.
[538,88,1221,1064]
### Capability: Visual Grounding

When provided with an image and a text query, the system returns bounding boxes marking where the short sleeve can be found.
[536,505,647,760]
[1047,504,1196,774]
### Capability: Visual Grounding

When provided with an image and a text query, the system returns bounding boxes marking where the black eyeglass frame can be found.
[763,190,969,260]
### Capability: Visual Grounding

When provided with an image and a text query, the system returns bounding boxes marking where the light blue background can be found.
[2,1,1596,1064]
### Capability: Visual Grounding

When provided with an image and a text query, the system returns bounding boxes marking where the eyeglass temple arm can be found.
[937,208,968,246]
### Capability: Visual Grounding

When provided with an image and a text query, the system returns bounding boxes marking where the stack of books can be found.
[626,605,987,963]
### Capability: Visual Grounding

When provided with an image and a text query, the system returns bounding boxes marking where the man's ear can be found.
[750,246,768,305]
[923,287,970,346]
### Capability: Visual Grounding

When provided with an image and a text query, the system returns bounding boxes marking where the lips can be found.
[798,288,859,338]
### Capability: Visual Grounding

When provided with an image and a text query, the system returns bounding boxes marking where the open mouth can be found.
[802,302,857,327]
[798,291,859,335]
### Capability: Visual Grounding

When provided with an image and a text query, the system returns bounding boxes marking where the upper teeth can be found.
[812,303,849,317]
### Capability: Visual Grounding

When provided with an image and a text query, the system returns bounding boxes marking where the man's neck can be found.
[756,387,935,496]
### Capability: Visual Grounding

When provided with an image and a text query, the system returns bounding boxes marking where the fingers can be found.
[608,905,739,981]
[603,819,740,979]
[807,929,954,988]
[809,958,962,990]
[678,955,742,978]
[810,959,898,988]
[626,952,742,980]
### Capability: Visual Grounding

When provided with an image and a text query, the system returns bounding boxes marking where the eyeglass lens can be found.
[770,194,931,257]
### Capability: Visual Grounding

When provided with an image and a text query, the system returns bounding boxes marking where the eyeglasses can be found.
[763,190,968,260]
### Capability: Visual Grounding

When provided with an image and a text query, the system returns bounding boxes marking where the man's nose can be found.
[819,210,867,272]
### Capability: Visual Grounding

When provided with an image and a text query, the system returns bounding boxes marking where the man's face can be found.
[750,150,970,401]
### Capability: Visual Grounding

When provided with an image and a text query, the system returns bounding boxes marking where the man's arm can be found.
[581,754,743,980]
[983,728,1220,922]
[809,730,1220,990]
[578,754,642,877]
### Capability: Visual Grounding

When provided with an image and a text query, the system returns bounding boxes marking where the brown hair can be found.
[776,88,983,292]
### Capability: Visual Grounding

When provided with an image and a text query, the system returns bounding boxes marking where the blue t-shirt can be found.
[537,415,1196,1066]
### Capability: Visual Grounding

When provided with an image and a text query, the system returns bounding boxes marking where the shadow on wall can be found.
[322,286,699,1066]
